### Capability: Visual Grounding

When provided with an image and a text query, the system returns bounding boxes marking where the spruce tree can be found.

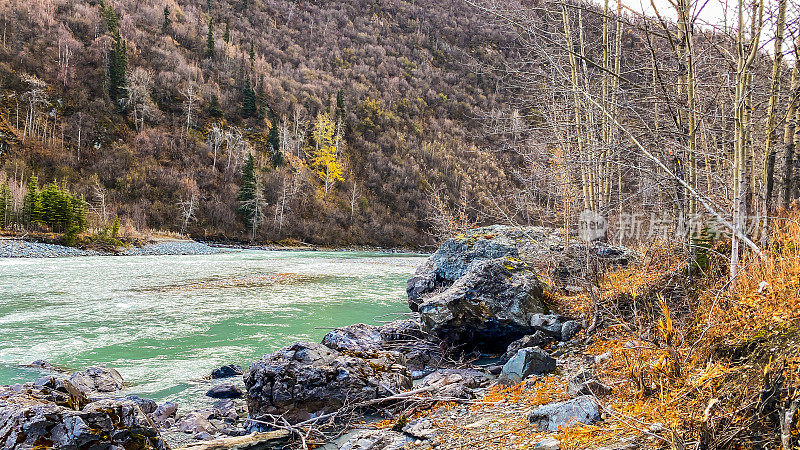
[205,18,215,59]
[336,88,345,119]
[249,42,255,66]
[207,94,224,118]
[111,216,120,238]
[40,182,58,229]
[162,7,171,34]
[267,121,283,167]
[22,176,42,227]
[223,18,230,44]
[101,2,127,104]
[241,78,257,119]
[237,153,257,225]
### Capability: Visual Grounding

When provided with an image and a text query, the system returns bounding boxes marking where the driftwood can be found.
[175,430,291,450]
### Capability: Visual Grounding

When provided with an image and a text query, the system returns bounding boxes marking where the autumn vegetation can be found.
[0,0,518,247]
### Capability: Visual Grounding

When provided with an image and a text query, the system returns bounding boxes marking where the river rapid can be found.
[0,250,425,410]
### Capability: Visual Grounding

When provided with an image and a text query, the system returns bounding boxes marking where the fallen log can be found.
[175,430,292,450]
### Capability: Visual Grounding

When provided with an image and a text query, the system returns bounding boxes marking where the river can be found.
[0,250,425,410]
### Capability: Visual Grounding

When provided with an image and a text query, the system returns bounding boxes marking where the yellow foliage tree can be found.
[309,112,344,197]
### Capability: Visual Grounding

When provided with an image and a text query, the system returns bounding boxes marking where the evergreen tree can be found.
[162,6,171,34]
[237,153,257,224]
[241,78,257,119]
[249,42,255,66]
[111,216,120,238]
[22,176,42,227]
[223,18,230,44]
[207,94,224,118]
[40,182,59,229]
[0,182,11,229]
[101,1,127,104]
[71,196,88,233]
[205,18,215,59]
[336,88,345,119]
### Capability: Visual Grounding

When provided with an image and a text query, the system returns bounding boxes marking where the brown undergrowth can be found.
[402,214,800,449]
[554,214,800,449]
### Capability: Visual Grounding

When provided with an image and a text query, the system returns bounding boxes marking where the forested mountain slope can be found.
[0,0,518,246]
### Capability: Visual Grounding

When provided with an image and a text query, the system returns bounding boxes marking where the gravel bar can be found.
[0,239,225,258]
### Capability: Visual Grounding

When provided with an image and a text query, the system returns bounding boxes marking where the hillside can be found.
[0,0,519,247]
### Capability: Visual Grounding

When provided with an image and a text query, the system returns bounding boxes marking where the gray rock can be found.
[501,347,556,382]
[322,323,384,353]
[502,331,552,363]
[419,368,492,399]
[402,417,436,439]
[0,385,166,449]
[69,366,125,394]
[206,383,243,399]
[29,360,56,371]
[339,429,410,450]
[194,431,215,440]
[529,314,565,340]
[178,409,215,434]
[535,437,562,450]
[321,317,437,372]
[211,399,239,422]
[528,396,601,431]
[417,257,548,352]
[32,375,90,410]
[151,401,179,427]
[244,342,411,423]
[486,365,503,375]
[211,364,243,379]
[125,395,158,414]
[561,320,583,341]
[567,370,612,397]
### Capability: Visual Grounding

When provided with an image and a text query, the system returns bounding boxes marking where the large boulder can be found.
[244,342,412,423]
[417,257,548,351]
[0,385,166,449]
[69,366,125,395]
[407,231,520,309]
[408,226,634,351]
[409,226,635,303]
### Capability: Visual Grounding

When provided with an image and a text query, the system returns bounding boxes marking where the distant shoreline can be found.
[0,237,430,258]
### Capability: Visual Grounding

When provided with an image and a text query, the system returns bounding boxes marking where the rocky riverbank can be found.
[0,238,224,258]
[1,225,641,449]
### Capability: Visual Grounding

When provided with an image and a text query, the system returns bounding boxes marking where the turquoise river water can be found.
[0,250,426,410]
